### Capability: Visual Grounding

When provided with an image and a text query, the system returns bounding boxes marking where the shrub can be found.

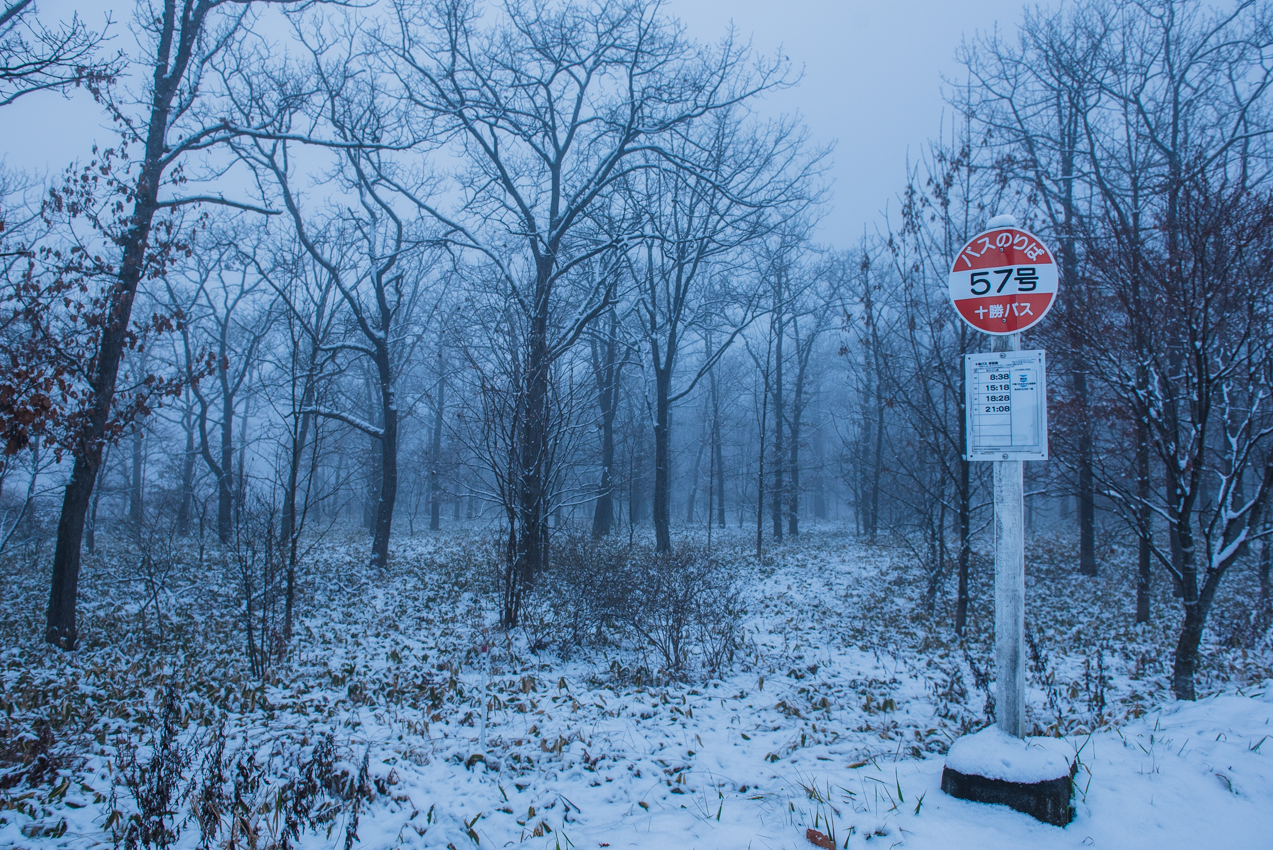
[627,544,743,679]
[518,534,744,679]
[108,689,371,850]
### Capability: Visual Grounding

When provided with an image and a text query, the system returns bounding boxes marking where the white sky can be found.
[3,0,1030,250]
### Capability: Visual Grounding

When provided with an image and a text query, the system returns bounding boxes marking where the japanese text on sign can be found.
[947,226,1059,335]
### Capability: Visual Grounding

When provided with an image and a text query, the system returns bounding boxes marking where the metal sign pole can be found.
[992,331,1025,737]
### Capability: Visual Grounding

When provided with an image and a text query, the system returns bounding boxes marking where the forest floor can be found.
[0,523,1271,849]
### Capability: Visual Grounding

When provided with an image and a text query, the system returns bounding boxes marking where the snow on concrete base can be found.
[942,726,1074,826]
[944,725,1072,783]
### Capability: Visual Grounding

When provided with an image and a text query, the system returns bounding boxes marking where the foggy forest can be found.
[1,0,1272,847]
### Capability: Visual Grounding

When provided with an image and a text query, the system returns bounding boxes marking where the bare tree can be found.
[382,0,793,623]
[628,109,818,551]
[258,234,341,638]
[1031,0,1273,697]
[957,0,1111,578]
[229,20,449,571]
[41,0,303,649]
[170,239,273,544]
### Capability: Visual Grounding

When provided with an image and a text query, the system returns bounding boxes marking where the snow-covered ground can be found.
[1,526,1270,848]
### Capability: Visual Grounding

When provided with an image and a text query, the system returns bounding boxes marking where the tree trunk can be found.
[771,298,784,543]
[1259,536,1271,607]
[1136,414,1152,624]
[1171,511,1205,701]
[129,425,143,535]
[509,267,552,626]
[956,456,972,636]
[47,91,172,648]
[592,315,618,538]
[788,390,801,537]
[592,394,616,537]
[1172,604,1207,701]
[1059,122,1098,579]
[1076,368,1097,576]
[712,370,725,529]
[280,404,313,641]
[955,371,972,636]
[652,363,672,552]
[370,354,398,572]
[217,349,235,543]
[177,404,195,535]
[869,386,884,542]
[685,428,706,523]
[429,372,445,532]
[755,365,770,560]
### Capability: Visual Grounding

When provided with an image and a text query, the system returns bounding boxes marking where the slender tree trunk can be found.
[47,108,172,648]
[869,387,884,542]
[1076,368,1097,576]
[592,393,616,538]
[956,457,972,636]
[370,352,398,572]
[280,395,313,639]
[1059,126,1098,579]
[1136,414,1152,623]
[1259,535,1271,607]
[592,315,618,538]
[712,371,725,529]
[178,405,195,535]
[1170,493,1185,597]
[788,393,801,537]
[755,367,770,560]
[707,408,715,550]
[1171,498,1204,700]
[281,416,309,637]
[129,426,143,535]
[216,347,235,543]
[955,372,972,636]
[652,364,673,552]
[429,372,445,532]
[772,297,784,543]
[236,392,249,497]
[685,428,706,523]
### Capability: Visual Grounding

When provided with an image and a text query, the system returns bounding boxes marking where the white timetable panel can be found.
[964,350,1048,461]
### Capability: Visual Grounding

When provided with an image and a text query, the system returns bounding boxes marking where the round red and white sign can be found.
[948,226,1058,334]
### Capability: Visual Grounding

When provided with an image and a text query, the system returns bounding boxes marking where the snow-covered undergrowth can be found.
[1,525,1270,848]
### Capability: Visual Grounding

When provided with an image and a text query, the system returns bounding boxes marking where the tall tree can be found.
[383,0,793,621]
[630,109,819,552]
[45,0,293,649]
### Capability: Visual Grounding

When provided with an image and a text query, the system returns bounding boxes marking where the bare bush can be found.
[519,533,633,654]
[108,689,370,850]
[627,544,742,678]
[517,534,744,679]
[111,687,190,850]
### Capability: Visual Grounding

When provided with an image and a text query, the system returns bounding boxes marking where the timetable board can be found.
[964,350,1048,461]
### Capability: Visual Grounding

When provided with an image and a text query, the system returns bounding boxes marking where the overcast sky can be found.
[4,0,1031,250]
[665,0,1029,245]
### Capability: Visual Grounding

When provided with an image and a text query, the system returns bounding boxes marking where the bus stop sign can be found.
[948,226,1058,334]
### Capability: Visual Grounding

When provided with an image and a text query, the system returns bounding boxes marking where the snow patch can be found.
[945,725,1071,783]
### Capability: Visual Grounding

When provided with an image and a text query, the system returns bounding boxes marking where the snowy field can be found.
[1,526,1271,849]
